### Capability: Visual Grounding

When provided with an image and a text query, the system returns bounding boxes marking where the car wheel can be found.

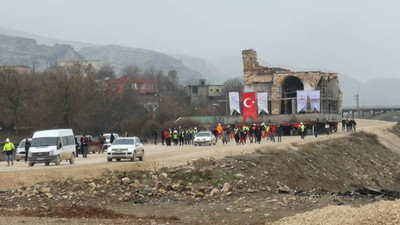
[28,162,34,167]
[138,150,144,161]
[131,151,136,161]
[194,144,197,146]
[107,158,112,162]
[69,153,75,164]
[16,159,20,162]
[55,155,61,165]
[45,162,50,166]
[116,158,121,162]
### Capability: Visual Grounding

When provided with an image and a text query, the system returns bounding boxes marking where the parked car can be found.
[16,138,32,161]
[103,133,119,150]
[193,131,217,146]
[28,129,76,166]
[107,137,144,162]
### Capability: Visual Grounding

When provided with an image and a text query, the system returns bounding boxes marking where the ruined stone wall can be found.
[242,49,342,116]
[270,72,340,114]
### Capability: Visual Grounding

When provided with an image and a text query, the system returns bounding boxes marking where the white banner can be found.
[229,92,241,115]
[297,91,308,113]
[309,90,320,112]
[257,92,268,114]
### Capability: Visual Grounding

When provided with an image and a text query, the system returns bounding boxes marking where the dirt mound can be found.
[270,199,400,225]
[186,131,400,194]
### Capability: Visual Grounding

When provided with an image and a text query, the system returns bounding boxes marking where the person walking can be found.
[165,129,171,146]
[161,129,166,145]
[99,134,105,153]
[270,125,276,143]
[313,124,318,138]
[24,138,31,162]
[255,125,262,144]
[216,123,223,141]
[341,118,346,131]
[110,133,115,144]
[222,129,229,145]
[172,129,179,146]
[80,134,89,158]
[3,138,15,166]
[212,128,218,143]
[300,122,305,139]
[351,119,357,131]
[325,122,331,135]
[179,129,185,146]
[234,127,240,145]
[154,129,158,145]
[276,124,282,142]
[75,137,80,157]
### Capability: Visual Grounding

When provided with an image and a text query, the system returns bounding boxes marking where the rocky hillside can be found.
[0,34,84,71]
[79,45,203,84]
[0,26,94,50]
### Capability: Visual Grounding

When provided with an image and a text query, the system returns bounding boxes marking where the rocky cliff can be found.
[0,34,84,71]
[79,45,203,84]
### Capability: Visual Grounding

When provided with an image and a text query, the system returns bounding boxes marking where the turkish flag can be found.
[242,92,258,122]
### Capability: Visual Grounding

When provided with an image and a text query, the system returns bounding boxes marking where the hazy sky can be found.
[1,0,399,80]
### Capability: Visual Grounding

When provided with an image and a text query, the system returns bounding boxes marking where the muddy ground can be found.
[1,124,400,224]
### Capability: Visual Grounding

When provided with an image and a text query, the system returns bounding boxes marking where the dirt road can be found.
[0,119,396,190]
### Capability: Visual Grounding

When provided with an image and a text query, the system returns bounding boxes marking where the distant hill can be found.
[0,26,94,50]
[0,34,84,71]
[79,45,203,84]
[170,54,224,84]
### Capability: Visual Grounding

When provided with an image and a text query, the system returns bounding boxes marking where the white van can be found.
[28,129,76,167]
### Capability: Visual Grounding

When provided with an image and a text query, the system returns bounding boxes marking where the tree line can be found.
[0,63,243,138]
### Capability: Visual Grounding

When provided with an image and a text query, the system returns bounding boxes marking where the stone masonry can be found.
[242,49,342,115]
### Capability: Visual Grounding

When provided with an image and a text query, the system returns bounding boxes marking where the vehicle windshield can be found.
[31,137,58,147]
[196,132,211,137]
[18,140,26,148]
[104,134,111,140]
[112,139,135,145]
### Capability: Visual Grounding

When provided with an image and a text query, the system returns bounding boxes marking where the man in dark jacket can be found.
[276,125,282,142]
[24,138,31,162]
[80,135,89,158]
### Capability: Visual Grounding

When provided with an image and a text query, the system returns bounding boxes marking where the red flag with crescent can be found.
[242,92,258,122]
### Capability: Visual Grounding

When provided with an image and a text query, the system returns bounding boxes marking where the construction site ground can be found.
[1,119,400,225]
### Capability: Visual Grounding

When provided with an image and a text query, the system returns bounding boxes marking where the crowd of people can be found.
[154,127,200,146]
[153,119,358,147]
[342,118,357,131]
[153,123,286,146]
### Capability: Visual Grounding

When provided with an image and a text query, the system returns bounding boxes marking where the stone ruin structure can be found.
[242,49,342,124]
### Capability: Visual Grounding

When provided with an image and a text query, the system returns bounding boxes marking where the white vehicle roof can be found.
[32,129,74,138]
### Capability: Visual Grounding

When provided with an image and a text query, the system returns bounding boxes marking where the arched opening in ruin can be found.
[280,76,304,114]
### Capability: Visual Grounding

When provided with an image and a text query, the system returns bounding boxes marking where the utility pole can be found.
[354,88,360,118]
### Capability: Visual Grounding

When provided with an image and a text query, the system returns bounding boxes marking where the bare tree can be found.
[0,68,34,133]
[94,64,116,80]
[122,64,142,79]
[37,65,100,130]
[143,65,163,79]
[223,77,244,93]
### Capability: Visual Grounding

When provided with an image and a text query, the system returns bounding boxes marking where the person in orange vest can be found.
[216,123,223,140]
